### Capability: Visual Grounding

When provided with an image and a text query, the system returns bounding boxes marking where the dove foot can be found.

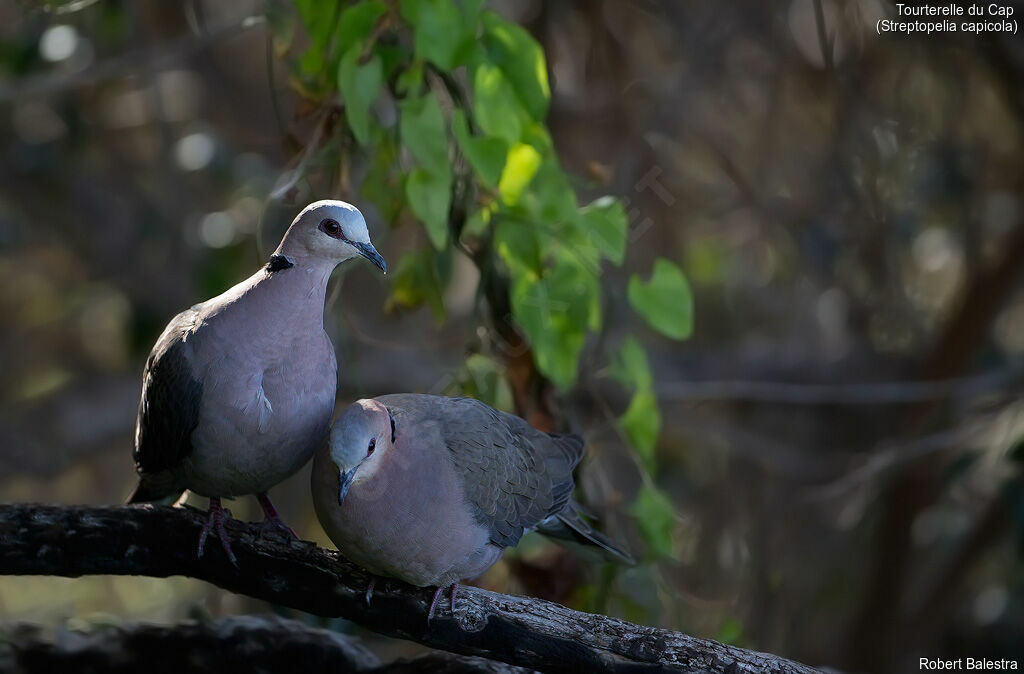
[256,493,298,540]
[197,497,238,567]
[427,582,459,622]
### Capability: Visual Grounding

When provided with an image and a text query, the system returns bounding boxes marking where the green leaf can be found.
[374,44,407,81]
[399,95,449,175]
[361,136,403,222]
[578,196,627,265]
[472,62,524,144]
[337,0,387,54]
[461,205,493,239]
[386,248,447,322]
[299,46,326,77]
[548,251,601,332]
[460,0,485,25]
[522,160,576,225]
[295,0,341,75]
[400,0,475,70]
[506,254,600,388]
[337,46,382,145]
[510,275,585,388]
[620,389,660,469]
[405,168,452,250]
[400,95,453,248]
[628,258,694,340]
[629,485,676,560]
[481,11,550,120]
[396,60,424,95]
[293,0,324,27]
[611,337,653,392]
[610,337,660,465]
[452,110,507,187]
[498,143,542,205]
[521,122,553,154]
[458,354,514,411]
[494,219,542,277]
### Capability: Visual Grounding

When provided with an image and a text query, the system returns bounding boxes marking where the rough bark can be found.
[0,615,531,674]
[0,503,823,674]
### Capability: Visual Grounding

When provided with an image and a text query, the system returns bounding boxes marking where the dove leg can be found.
[427,583,459,622]
[256,493,298,539]
[428,586,444,622]
[197,497,238,567]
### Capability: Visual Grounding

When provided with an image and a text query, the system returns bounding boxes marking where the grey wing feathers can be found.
[493,409,583,519]
[133,310,203,477]
[438,397,582,549]
[494,413,634,563]
[532,431,582,516]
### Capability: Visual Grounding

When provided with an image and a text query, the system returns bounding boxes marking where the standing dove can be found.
[311,394,632,618]
[128,200,386,565]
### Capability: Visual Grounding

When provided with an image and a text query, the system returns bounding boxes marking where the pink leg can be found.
[428,586,445,621]
[197,497,238,567]
[256,493,297,539]
[427,583,459,622]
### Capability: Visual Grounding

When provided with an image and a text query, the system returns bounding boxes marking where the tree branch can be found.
[0,615,530,674]
[0,503,822,674]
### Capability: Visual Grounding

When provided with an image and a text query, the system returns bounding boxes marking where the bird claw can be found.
[197,498,239,568]
[256,493,298,541]
[255,517,297,541]
[426,583,459,623]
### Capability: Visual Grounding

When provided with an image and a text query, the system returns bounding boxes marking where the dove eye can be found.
[367,437,376,455]
[319,218,343,238]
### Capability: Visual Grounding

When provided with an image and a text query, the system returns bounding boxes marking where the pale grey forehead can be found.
[331,401,383,439]
[300,199,365,225]
[331,404,370,441]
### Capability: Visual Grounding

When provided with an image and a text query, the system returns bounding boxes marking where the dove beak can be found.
[338,468,356,506]
[353,242,387,274]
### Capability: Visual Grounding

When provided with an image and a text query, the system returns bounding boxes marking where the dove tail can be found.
[539,502,635,565]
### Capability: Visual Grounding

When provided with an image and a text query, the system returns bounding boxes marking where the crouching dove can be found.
[128,200,386,566]
[311,394,632,619]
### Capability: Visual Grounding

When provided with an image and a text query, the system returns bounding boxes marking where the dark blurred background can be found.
[2,1,1024,672]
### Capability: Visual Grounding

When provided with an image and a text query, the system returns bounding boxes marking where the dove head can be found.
[275,200,386,273]
[328,399,396,506]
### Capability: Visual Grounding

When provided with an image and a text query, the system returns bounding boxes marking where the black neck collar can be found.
[266,254,295,272]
